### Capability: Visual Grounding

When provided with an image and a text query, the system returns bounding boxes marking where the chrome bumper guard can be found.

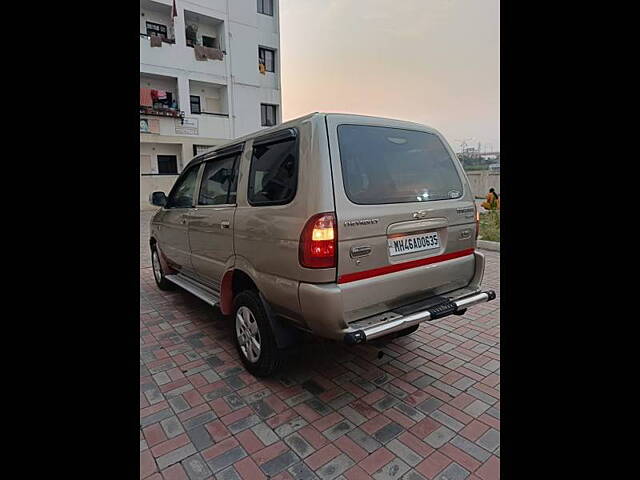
[343,290,496,345]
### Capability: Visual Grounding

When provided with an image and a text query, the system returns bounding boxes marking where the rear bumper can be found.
[343,289,496,344]
[297,250,490,341]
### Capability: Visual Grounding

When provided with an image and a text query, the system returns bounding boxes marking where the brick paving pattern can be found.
[140,211,500,479]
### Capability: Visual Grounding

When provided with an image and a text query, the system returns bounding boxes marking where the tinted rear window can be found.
[248,137,298,206]
[337,125,463,204]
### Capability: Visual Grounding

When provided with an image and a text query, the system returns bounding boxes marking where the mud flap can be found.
[258,292,301,349]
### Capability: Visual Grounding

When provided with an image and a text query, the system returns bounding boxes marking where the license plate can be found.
[388,231,440,257]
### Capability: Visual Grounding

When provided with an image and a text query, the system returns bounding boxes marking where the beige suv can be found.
[148,113,495,376]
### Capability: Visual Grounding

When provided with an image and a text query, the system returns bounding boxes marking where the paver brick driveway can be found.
[140,211,500,480]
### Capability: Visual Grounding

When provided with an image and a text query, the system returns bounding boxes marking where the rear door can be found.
[188,146,242,290]
[325,115,477,295]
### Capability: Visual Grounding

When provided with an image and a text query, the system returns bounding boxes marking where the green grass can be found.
[479,210,500,242]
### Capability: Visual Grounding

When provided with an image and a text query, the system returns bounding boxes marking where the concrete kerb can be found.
[477,240,500,252]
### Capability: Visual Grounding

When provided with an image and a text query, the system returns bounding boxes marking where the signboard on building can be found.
[176,117,199,135]
[140,118,160,134]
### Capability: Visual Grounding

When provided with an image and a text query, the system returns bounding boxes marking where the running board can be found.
[165,273,220,307]
[344,290,496,345]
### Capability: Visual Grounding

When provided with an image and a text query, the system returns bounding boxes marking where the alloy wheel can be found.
[236,306,261,363]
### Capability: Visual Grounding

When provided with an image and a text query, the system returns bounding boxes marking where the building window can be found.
[157,155,178,175]
[190,95,201,114]
[261,104,277,127]
[257,0,273,16]
[146,22,168,39]
[258,47,276,73]
[202,35,217,48]
[193,145,214,157]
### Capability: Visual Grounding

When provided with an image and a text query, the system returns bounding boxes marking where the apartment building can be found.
[140,0,281,208]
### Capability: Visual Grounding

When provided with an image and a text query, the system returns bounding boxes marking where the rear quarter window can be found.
[337,125,464,205]
[248,136,298,206]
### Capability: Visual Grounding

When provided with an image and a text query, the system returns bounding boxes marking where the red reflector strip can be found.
[337,248,475,284]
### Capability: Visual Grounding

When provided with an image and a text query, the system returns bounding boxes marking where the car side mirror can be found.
[149,191,167,207]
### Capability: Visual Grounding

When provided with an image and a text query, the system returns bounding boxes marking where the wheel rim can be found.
[236,306,261,363]
[152,250,162,284]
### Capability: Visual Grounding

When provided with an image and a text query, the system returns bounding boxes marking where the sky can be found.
[279,0,500,152]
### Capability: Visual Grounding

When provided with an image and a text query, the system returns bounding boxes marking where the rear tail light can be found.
[299,212,337,268]
[475,204,480,240]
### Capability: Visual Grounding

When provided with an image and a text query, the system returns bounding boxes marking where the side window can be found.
[166,166,199,209]
[260,104,277,127]
[258,47,276,72]
[198,155,239,206]
[257,0,274,16]
[190,95,201,114]
[248,137,298,206]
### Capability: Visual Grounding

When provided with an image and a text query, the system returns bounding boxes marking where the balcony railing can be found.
[139,33,176,44]
[140,106,183,119]
[192,111,229,118]
[141,37,228,79]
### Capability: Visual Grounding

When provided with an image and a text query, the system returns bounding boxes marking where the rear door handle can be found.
[221,221,230,229]
[350,246,372,258]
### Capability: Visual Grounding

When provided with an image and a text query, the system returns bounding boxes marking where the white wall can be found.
[228,21,260,87]
[228,0,258,26]
[189,80,228,114]
[140,142,182,174]
[232,84,262,136]
[465,171,501,198]
[183,0,228,17]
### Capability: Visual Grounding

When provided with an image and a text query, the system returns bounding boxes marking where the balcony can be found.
[140,72,230,139]
[140,38,227,81]
[140,72,181,113]
[184,10,225,50]
[140,112,230,141]
[184,80,230,138]
[140,1,228,81]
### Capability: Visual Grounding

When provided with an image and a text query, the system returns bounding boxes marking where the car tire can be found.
[151,246,174,291]
[233,290,282,377]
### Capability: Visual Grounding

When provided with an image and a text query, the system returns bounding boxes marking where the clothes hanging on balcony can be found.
[150,35,162,47]
[140,88,153,107]
[156,90,167,100]
[194,45,208,61]
[203,47,224,61]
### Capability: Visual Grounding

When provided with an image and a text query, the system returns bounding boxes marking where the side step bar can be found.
[165,273,220,307]
[344,290,496,345]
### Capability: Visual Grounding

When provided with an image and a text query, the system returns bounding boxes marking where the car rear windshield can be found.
[337,125,464,204]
